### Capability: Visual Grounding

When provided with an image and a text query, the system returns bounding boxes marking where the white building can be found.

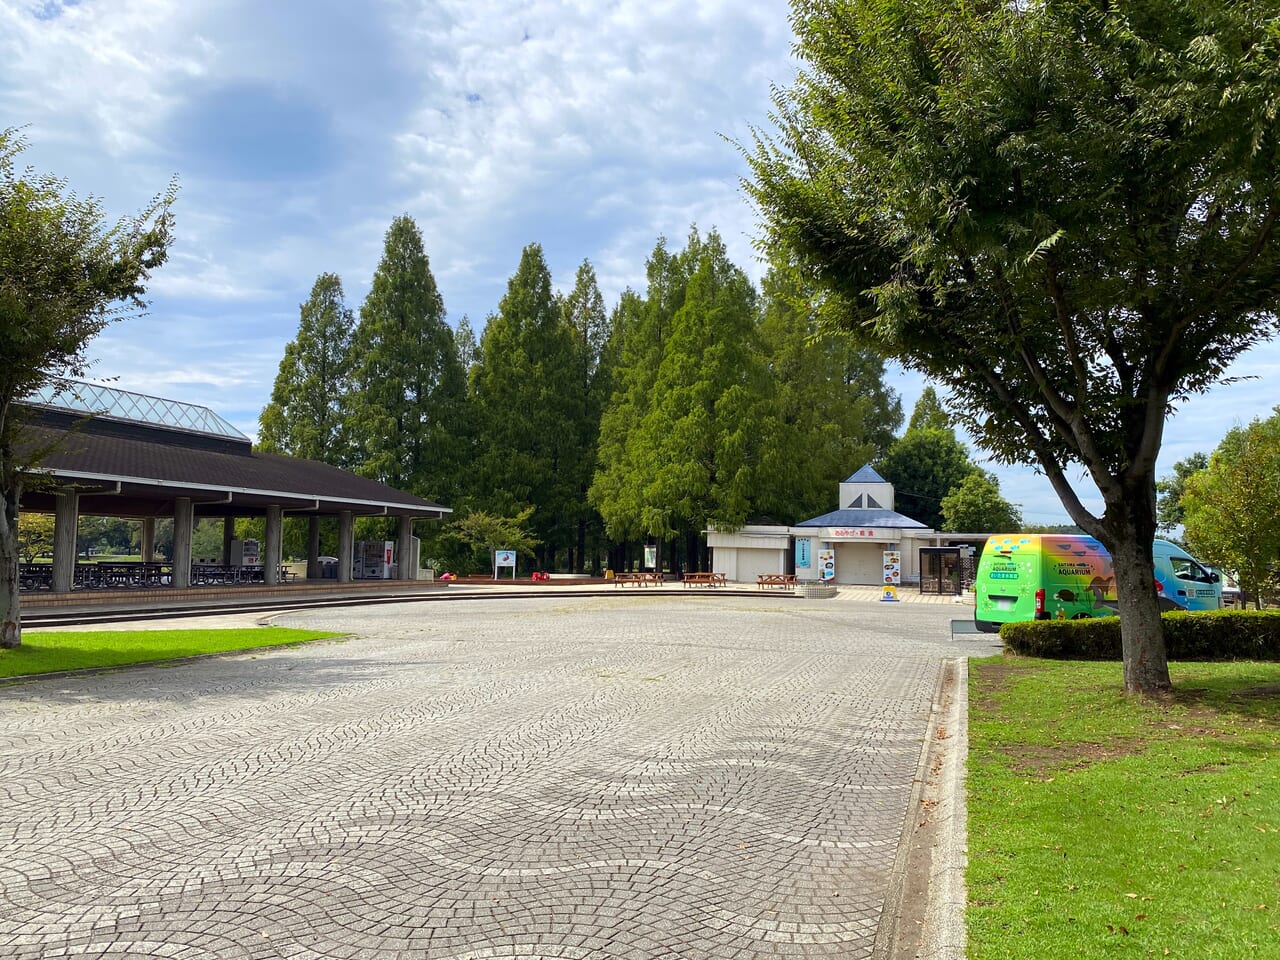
[706,466,946,585]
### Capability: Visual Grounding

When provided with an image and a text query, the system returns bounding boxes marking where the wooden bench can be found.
[613,572,663,587]
[682,571,727,588]
[757,573,798,590]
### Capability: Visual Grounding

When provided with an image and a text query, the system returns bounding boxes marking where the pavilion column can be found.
[222,517,235,564]
[140,517,155,563]
[338,510,354,584]
[172,497,194,589]
[397,515,414,581]
[264,505,283,586]
[51,491,79,594]
[307,517,321,580]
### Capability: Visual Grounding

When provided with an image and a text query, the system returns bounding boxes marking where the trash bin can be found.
[318,557,338,580]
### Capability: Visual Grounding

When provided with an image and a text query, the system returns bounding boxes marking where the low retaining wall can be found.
[796,581,838,599]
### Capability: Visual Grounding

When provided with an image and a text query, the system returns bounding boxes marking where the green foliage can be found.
[747,0,1280,691]
[470,244,590,561]
[1156,451,1208,533]
[591,228,766,540]
[940,471,1021,533]
[876,428,978,529]
[905,386,949,433]
[446,507,540,573]
[752,264,902,523]
[346,215,469,504]
[16,513,54,562]
[1000,609,1280,661]
[258,272,355,463]
[968,657,1280,960]
[1,128,176,648]
[1183,410,1280,609]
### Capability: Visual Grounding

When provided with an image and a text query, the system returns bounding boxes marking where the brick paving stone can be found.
[0,596,998,958]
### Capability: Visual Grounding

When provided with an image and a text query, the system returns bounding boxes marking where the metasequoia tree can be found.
[347,215,468,505]
[748,0,1280,693]
[0,129,175,648]
[259,272,355,463]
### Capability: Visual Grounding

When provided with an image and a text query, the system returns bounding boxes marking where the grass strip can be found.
[967,658,1280,959]
[0,628,343,679]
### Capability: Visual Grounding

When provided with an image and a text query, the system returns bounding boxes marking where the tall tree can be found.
[590,289,653,546]
[0,129,175,648]
[561,260,612,571]
[753,263,902,522]
[907,386,951,434]
[1183,411,1280,608]
[876,428,979,530]
[747,0,1280,693]
[471,243,585,564]
[940,472,1022,533]
[258,272,354,462]
[346,215,468,505]
[1156,452,1208,534]
[592,228,764,568]
[454,314,479,379]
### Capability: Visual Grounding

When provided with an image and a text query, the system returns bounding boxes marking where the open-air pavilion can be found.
[16,382,451,596]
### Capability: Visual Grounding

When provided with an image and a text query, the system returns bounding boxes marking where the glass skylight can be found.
[25,381,248,440]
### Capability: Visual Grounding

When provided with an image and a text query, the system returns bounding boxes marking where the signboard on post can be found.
[494,549,517,580]
[881,549,901,602]
[644,544,657,570]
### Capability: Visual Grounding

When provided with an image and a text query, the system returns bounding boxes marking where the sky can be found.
[3,0,1278,526]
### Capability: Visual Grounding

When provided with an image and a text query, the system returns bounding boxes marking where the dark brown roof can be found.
[17,406,450,520]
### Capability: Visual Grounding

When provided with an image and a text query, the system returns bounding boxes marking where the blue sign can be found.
[795,537,812,569]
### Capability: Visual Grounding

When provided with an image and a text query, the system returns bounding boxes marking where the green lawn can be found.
[0,628,343,679]
[967,658,1280,958]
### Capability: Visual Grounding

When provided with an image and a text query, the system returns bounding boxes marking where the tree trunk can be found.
[576,518,587,574]
[1,483,22,648]
[1105,508,1172,695]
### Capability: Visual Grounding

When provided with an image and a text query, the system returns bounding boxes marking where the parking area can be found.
[0,595,997,959]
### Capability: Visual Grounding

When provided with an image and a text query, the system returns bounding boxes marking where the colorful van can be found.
[974,535,1222,633]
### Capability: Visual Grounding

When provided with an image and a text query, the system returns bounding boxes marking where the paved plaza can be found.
[0,595,997,959]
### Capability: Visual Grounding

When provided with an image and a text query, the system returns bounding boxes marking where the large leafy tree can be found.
[347,215,468,505]
[876,427,979,530]
[1156,452,1208,534]
[0,129,175,648]
[470,244,585,565]
[747,0,1280,694]
[940,472,1023,533]
[258,272,355,462]
[593,229,765,565]
[591,242,689,548]
[1182,411,1280,609]
[754,263,902,523]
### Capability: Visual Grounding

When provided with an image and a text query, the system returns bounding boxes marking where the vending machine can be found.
[229,539,260,567]
[354,540,395,579]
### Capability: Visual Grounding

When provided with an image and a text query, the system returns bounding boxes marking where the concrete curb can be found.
[872,657,968,960]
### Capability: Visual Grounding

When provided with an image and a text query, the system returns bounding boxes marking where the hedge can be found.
[999,608,1280,661]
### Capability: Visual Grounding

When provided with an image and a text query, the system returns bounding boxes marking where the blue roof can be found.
[844,465,887,483]
[796,508,929,529]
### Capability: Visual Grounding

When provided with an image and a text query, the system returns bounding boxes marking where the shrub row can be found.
[999,608,1280,661]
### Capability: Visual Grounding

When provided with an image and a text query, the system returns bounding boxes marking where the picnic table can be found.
[756,573,798,590]
[613,572,664,587]
[682,571,727,588]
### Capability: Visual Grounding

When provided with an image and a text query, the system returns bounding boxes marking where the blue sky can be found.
[4,0,1278,525]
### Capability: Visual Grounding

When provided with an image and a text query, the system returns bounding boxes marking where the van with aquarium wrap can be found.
[974,535,1221,633]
